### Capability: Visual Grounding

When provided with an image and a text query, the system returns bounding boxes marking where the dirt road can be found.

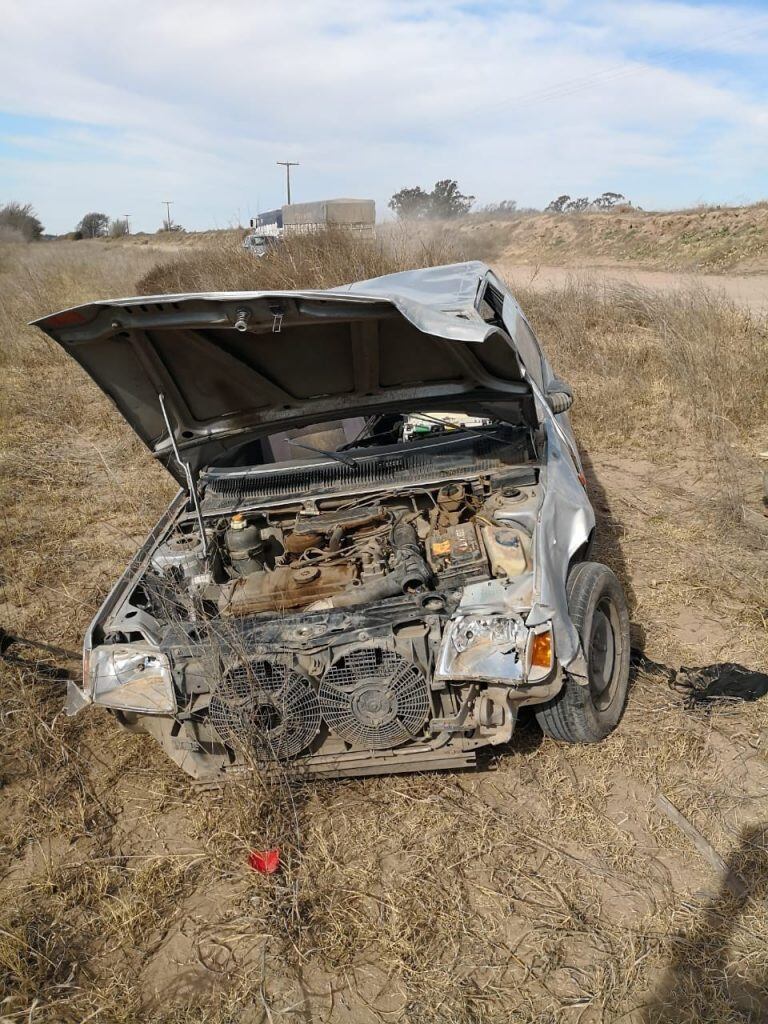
[499,261,768,314]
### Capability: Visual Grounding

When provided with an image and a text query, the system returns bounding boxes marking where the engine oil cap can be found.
[293,565,321,584]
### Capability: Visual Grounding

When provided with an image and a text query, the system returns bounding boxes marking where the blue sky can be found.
[1,0,767,234]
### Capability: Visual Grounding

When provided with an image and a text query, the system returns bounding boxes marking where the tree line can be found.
[0,202,44,241]
[74,211,184,237]
[0,202,185,241]
[545,192,628,212]
[388,183,631,219]
[388,180,475,219]
[2,186,633,240]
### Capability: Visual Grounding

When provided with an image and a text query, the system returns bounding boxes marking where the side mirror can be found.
[546,379,573,413]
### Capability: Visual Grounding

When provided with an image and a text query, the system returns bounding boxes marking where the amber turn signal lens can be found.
[530,630,553,669]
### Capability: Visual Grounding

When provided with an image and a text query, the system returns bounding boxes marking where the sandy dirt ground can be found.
[499,262,768,315]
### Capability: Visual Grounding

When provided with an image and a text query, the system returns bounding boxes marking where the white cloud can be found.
[589,1,768,55]
[1,0,767,232]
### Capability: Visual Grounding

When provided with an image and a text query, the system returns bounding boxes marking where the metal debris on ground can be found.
[654,792,748,897]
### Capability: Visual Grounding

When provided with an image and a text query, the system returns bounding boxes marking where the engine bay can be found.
[145,476,539,625]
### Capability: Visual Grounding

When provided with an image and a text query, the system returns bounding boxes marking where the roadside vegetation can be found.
[0,202,44,243]
[136,223,461,294]
[1,231,767,1022]
[388,178,476,219]
[457,200,768,272]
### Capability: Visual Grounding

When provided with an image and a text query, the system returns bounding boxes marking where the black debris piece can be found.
[632,651,768,710]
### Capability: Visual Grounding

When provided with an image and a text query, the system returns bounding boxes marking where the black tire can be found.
[535,562,630,743]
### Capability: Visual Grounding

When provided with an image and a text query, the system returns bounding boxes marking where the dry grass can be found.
[1,233,768,1023]
[517,279,768,449]
[136,224,462,295]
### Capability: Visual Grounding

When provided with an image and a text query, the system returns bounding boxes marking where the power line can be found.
[277,161,299,205]
[475,17,768,117]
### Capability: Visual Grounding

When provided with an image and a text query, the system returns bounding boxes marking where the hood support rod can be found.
[158,393,208,556]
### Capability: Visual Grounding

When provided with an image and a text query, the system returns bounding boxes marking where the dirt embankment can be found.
[458,202,768,273]
[75,201,768,279]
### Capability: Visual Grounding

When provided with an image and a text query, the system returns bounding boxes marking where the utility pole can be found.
[162,200,174,230]
[276,161,299,205]
[124,214,131,235]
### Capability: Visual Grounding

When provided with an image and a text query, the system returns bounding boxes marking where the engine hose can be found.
[391,514,432,591]
[330,514,432,608]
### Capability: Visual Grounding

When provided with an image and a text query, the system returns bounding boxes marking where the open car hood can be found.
[32,261,539,483]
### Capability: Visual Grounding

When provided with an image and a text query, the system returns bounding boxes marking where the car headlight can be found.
[451,615,526,654]
[436,614,555,685]
[89,644,176,715]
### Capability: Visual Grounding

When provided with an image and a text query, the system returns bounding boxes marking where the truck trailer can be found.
[281,198,375,234]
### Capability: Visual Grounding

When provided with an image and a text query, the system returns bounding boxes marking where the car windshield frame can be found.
[258,419,528,471]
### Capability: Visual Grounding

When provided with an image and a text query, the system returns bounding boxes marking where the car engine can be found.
[148,479,535,622]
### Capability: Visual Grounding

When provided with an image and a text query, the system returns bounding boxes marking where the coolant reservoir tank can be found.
[479,524,528,579]
[226,514,265,575]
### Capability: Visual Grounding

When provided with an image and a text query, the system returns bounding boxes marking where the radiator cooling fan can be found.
[318,646,430,749]
[210,659,321,760]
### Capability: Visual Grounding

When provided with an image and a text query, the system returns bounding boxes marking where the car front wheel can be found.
[535,561,630,743]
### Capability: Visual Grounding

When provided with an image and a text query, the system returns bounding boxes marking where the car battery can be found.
[427,522,488,586]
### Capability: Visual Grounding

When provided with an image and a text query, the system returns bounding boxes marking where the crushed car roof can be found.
[32,261,540,480]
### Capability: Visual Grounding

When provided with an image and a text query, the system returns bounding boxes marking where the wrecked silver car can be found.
[34,261,630,780]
